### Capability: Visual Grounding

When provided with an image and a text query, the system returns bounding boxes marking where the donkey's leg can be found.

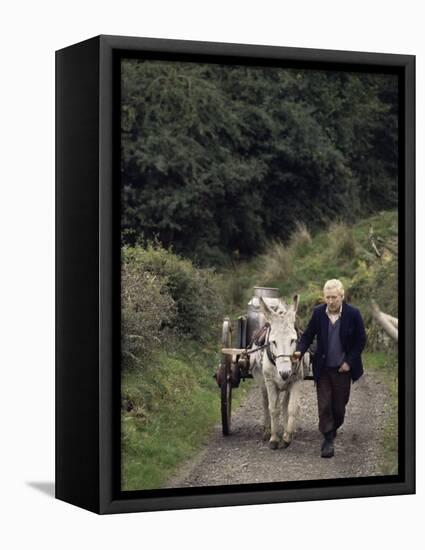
[282,381,302,447]
[261,381,271,441]
[265,381,281,450]
[281,390,290,433]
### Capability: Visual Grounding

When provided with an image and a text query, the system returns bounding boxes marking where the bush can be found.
[122,244,224,343]
[121,262,176,370]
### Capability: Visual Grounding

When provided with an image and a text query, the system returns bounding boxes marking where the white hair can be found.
[323,279,345,298]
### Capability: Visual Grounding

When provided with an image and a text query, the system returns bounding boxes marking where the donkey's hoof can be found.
[282,439,291,448]
[262,430,271,441]
[269,440,279,450]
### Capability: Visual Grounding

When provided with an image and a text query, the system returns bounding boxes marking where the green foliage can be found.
[121,261,176,369]
[121,348,218,490]
[122,243,224,345]
[121,345,250,490]
[120,244,231,488]
[121,60,398,265]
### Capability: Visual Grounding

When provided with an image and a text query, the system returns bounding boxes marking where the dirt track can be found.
[164,371,393,488]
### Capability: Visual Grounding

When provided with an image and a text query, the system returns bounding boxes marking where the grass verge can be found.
[363,351,398,475]
[121,343,250,490]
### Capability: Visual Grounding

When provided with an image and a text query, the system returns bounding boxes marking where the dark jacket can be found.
[297,302,366,382]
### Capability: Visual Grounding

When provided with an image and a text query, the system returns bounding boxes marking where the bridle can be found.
[247,322,300,370]
[266,345,295,366]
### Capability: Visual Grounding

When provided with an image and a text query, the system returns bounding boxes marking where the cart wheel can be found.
[220,319,232,435]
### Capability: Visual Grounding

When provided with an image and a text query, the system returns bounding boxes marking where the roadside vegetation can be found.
[121,244,249,491]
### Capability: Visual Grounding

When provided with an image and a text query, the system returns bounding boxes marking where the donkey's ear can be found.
[277,298,288,315]
[293,294,300,314]
[259,296,275,322]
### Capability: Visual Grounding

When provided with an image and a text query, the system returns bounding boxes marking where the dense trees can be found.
[121,59,398,266]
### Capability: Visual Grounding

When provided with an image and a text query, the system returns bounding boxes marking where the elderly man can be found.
[294,279,366,458]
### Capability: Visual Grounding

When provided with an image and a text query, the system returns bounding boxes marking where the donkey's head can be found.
[259,295,299,381]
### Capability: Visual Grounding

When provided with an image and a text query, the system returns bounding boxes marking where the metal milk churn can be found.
[246,286,281,344]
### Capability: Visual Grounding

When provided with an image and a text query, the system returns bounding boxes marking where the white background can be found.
[0,1,422,548]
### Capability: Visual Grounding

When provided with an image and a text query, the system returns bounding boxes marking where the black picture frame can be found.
[56,34,415,514]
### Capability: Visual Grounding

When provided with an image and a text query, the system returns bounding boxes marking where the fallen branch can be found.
[368,225,398,258]
[382,312,398,329]
[370,300,398,341]
[369,226,382,257]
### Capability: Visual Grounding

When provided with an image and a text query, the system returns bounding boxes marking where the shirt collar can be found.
[326,303,343,319]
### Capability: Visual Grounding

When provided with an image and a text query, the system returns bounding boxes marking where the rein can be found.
[243,342,272,355]
[242,323,272,355]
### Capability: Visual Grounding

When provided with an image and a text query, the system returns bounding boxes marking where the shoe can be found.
[321,430,334,449]
[321,439,334,458]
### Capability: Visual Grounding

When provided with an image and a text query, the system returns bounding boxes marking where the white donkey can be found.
[251,295,305,449]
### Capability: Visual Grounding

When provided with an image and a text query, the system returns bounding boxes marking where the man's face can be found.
[324,287,343,313]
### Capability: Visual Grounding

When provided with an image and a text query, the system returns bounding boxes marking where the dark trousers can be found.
[316,367,351,435]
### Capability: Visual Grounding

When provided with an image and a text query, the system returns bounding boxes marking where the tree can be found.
[121,59,398,265]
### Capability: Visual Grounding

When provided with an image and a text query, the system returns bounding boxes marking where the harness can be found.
[246,322,302,375]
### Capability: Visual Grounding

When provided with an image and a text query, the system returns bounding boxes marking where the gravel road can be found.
[164,371,393,488]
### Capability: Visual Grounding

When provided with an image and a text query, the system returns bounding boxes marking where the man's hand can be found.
[292,351,302,361]
[338,361,351,373]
